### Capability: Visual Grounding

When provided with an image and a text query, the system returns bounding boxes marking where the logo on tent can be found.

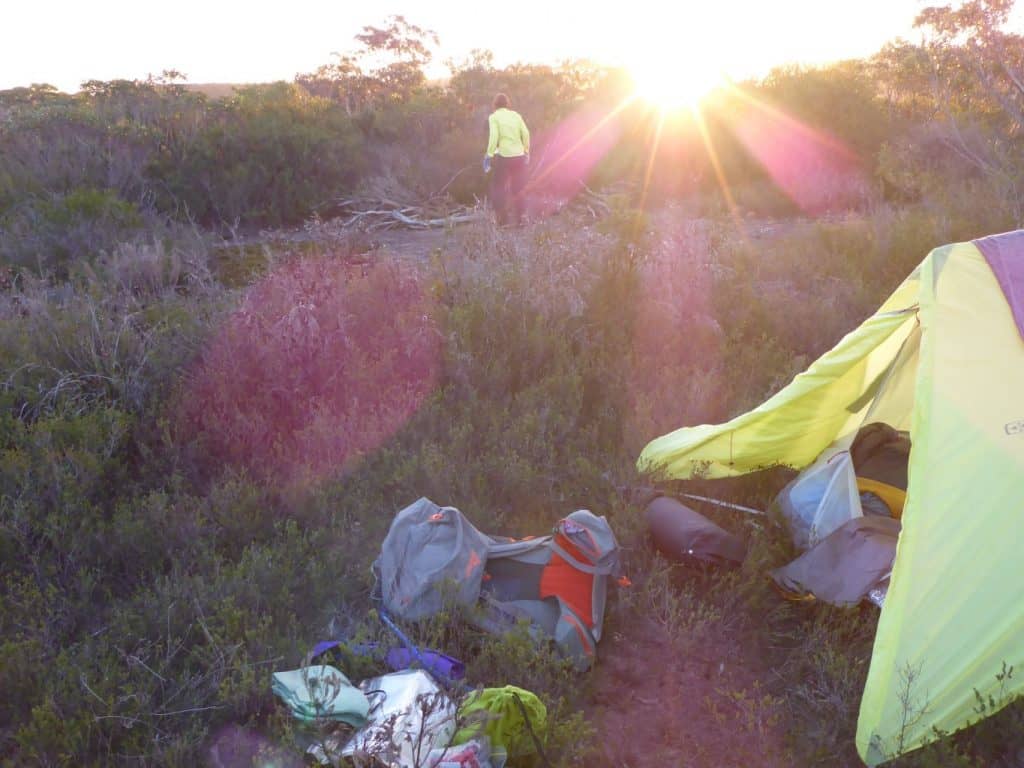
[1005,419,1024,436]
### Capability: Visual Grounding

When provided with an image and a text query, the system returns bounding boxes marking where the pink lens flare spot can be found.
[179,258,441,485]
[732,104,868,214]
[529,104,625,213]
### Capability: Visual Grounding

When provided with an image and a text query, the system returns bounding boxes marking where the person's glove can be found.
[482,156,491,173]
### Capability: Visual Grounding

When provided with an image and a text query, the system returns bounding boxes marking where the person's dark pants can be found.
[490,154,528,226]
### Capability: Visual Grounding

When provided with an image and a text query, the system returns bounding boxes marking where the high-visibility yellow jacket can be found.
[486,108,530,158]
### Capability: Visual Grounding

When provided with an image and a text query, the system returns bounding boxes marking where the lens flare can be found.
[178,258,440,486]
[630,59,724,111]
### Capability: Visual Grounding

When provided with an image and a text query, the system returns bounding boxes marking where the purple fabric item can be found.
[384,647,466,681]
[310,641,466,681]
[311,640,345,658]
[974,229,1024,341]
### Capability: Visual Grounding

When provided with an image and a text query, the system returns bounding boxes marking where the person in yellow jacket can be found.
[483,93,530,226]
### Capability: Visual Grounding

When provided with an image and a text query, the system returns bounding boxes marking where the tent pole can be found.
[680,493,764,516]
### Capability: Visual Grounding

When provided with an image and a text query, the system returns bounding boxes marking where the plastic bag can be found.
[341,670,456,767]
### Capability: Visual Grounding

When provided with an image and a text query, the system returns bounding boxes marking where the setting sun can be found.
[629,59,726,111]
[621,19,732,112]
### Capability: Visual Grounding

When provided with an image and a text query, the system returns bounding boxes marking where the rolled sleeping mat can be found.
[644,496,746,565]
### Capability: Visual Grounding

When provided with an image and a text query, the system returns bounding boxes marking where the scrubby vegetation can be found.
[2,2,1023,766]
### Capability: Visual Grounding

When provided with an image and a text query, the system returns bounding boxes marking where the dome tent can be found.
[637,230,1024,764]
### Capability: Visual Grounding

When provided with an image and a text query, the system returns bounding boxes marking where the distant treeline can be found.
[1,8,1022,274]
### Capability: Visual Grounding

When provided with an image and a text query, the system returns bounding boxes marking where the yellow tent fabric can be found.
[636,235,1024,764]
[636,268,921,479]
[857,241,1024,764]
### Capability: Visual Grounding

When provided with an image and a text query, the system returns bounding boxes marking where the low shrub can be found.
[175,256,442,486]
[0,188,143,275]
[2,175,1022,766]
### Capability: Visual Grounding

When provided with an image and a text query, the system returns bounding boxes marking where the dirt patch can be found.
[587,615,792,767]
[368,227,454,262]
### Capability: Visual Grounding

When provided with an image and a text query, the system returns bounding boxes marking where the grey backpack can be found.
[376,499,621,668]
[478,510,620,667]
[376,497,492,621]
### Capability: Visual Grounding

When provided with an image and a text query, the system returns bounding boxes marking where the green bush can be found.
[0,79,367,253]
[0,270,219,420]
[152,83,366,228]
[0,188,143,275]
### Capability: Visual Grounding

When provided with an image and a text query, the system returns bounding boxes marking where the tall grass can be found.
[1,190,1021,765]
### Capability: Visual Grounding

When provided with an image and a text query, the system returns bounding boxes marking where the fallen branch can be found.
[323,193,484,231]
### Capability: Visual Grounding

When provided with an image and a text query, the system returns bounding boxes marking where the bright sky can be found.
[2,0,937,93]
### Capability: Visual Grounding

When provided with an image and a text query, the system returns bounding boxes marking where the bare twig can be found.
[151,705,224,717]
[80,674,108,706]
[433,163,475,199]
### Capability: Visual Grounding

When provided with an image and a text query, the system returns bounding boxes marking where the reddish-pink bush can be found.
[178,257,440,483]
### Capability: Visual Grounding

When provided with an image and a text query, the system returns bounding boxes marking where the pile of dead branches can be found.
[317,169,633,233]
[325,195,484,231]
